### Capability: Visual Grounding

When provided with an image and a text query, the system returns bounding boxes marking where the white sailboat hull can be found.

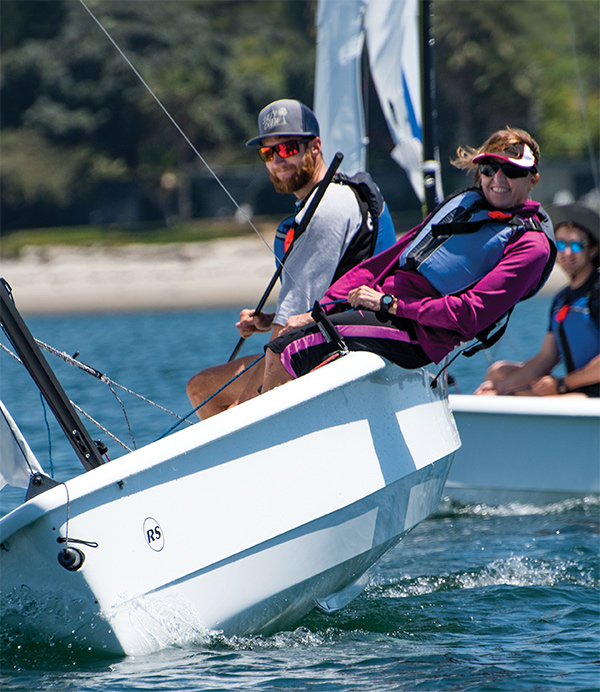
[446,394,600,505]
[1,353,459,655]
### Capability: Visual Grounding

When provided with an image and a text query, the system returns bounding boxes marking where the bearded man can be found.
[186,99,395,417]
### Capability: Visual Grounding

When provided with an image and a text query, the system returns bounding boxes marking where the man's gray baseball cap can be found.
[246,99,320,147]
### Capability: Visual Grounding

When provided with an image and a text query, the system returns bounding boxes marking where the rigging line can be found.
[156,352,266,439]
[40,393,55,477]
[71,402,133,453]
[77,0,266,248]
[106,381,137,450]
[77,0,311,304]
[565,2,600,191]
[32,338,192,423]
[0,341,22,363]
[34,339,105,380]
[1,341,133,452]
[63,483,71,548]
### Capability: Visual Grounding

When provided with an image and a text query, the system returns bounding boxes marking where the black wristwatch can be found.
[380,293,395,314]
[556,377,569,395]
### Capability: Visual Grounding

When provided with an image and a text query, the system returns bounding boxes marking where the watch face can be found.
[382,294,394,307]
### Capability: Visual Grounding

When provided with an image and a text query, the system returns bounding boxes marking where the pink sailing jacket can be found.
[322,199,553,364]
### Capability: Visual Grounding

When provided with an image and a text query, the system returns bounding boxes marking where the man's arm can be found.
[491,332,560,394]
[562,354,600,390]
[530,353,600,396]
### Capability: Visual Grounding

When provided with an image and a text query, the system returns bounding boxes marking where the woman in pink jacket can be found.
[251,127,555,398]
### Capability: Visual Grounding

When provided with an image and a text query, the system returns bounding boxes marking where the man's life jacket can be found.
[273,172,396,284]
[399,188,555,297]
[551,270,599,372]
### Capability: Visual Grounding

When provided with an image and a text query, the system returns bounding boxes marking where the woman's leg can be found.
[267,311,430,381]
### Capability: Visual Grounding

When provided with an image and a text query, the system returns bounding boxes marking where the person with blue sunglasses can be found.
[476,203,599,397]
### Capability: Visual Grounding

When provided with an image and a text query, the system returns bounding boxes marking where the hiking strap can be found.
[431,308,515,389]
[463,307,515,358]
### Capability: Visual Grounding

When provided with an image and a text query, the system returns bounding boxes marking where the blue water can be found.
[1,298,599,691]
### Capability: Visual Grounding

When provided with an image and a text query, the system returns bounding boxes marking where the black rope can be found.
[431,349,464,389]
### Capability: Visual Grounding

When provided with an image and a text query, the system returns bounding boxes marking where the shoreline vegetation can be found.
[1,220,566,316]
[0,217,272,255]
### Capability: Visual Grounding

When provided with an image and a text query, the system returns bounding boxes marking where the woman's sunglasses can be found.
[556,239,589,253]
[257,139,307,162]
[478,162,534,179]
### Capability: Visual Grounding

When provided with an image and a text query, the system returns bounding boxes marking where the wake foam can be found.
[368,554,597,599]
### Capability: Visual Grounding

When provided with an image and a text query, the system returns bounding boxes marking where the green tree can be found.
[433,0,599,163]
[1,0,598,230]
[1,0,317,225]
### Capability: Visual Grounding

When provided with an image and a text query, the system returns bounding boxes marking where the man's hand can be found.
[474,380,499,395]
[529,375,561,397]
[236,309,275,338]
[347,285,385,311]
[280,312,313,335]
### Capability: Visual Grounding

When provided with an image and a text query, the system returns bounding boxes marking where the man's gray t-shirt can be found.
[274,183,363,325]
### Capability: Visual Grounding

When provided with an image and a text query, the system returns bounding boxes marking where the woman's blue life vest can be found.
[551,272,600,372]
[398,187,556,297]
[273,172,397,284]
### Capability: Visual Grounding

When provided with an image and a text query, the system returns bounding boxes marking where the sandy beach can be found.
[1,235,566,316]
[1,235,281,315]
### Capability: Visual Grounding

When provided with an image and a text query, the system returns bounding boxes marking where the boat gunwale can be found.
[449,393,600,418]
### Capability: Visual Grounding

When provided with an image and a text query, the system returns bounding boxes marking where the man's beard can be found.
[269,149,315,194]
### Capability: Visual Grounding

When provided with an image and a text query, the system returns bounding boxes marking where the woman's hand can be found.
[236,309,275,338]
[347,285,385,311]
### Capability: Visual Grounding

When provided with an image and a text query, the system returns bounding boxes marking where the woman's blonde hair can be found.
[451,127,540,185]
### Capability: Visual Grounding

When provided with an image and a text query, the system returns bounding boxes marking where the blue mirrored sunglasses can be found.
[556,239,588,253]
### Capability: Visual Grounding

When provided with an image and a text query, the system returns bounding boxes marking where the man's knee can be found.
[186,367,217,403]
[186,356,264,418]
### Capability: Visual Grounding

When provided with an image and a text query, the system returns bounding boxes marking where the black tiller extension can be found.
[228,152,344,361]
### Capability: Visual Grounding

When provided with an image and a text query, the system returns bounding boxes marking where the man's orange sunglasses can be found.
[257,139,308,162]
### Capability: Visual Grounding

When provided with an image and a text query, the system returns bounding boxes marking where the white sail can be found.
[314,0,429,201]
[364,0,424,201]
[314,0,367,175]
[0,400,44,489]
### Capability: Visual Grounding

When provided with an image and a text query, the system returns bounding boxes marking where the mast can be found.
[420,0,440,214]
[0,279,105,471]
